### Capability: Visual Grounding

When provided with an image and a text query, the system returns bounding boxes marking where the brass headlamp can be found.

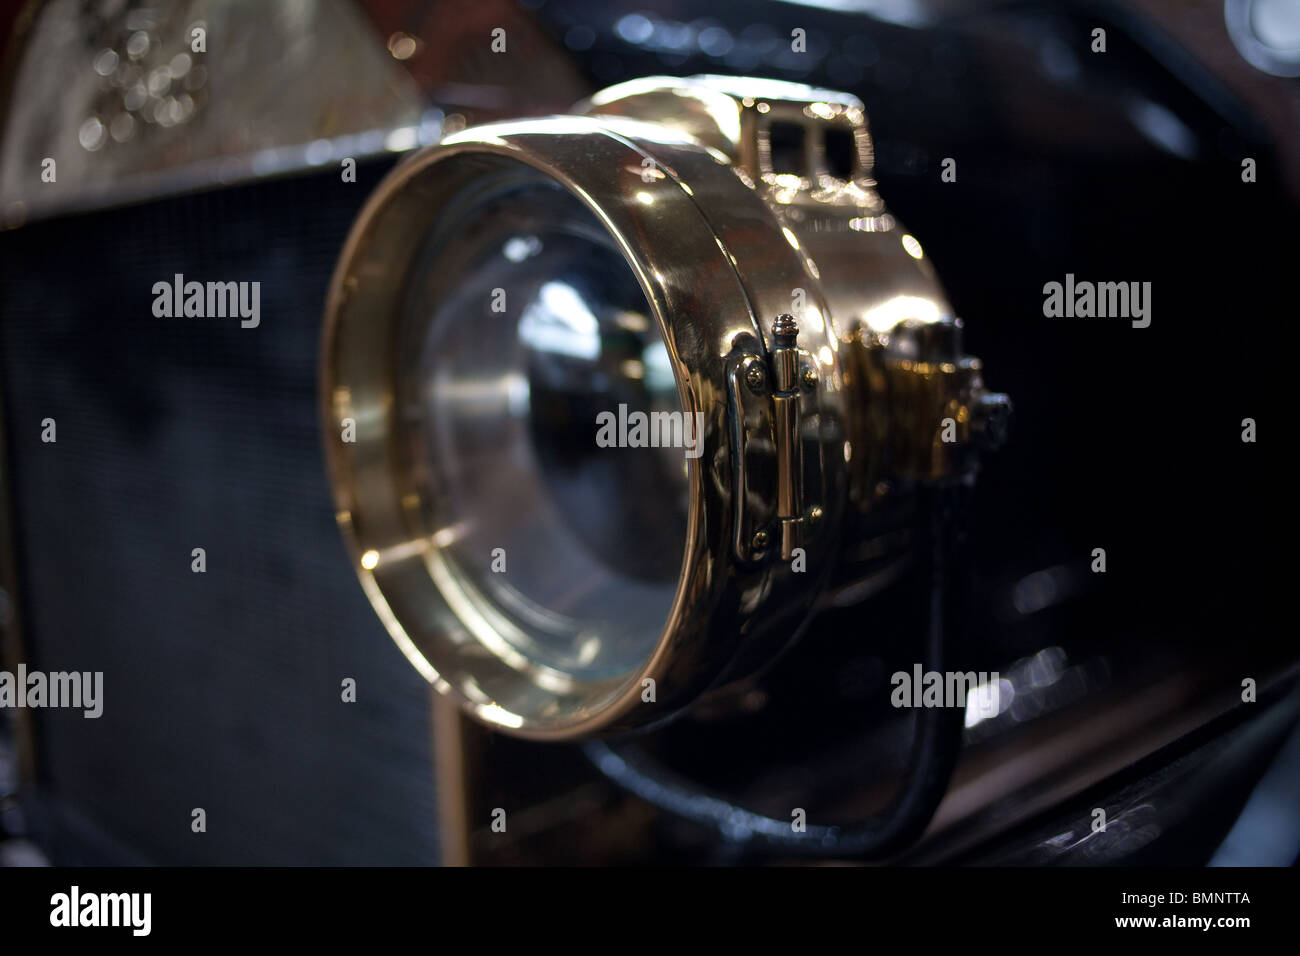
[321,75,1008,741]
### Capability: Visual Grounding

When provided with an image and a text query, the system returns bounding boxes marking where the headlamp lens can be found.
[397,175,688,680]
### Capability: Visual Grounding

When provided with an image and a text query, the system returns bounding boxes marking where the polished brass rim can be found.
[322,117,802,739]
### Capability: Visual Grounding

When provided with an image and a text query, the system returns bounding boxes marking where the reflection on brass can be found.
[842,324,1011,500]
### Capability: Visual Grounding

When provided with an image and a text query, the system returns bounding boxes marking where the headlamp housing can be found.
[321,75,1007,739]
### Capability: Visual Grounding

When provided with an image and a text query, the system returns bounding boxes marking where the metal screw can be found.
[808,506,823,526]
[751,529,770,553]
[745,361,767,394]
[801,366,818,390]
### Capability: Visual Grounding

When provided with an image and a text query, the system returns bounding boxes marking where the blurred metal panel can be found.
[0,0,427,224]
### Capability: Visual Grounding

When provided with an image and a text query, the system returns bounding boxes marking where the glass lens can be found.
[398,173,690,680]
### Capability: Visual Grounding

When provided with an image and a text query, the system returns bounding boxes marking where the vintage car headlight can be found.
[321,75,1009,740]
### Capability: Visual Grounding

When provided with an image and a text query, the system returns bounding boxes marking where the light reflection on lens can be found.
[397,177,688,679]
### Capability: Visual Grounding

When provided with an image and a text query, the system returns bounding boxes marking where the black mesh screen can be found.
[0,160,440,864]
